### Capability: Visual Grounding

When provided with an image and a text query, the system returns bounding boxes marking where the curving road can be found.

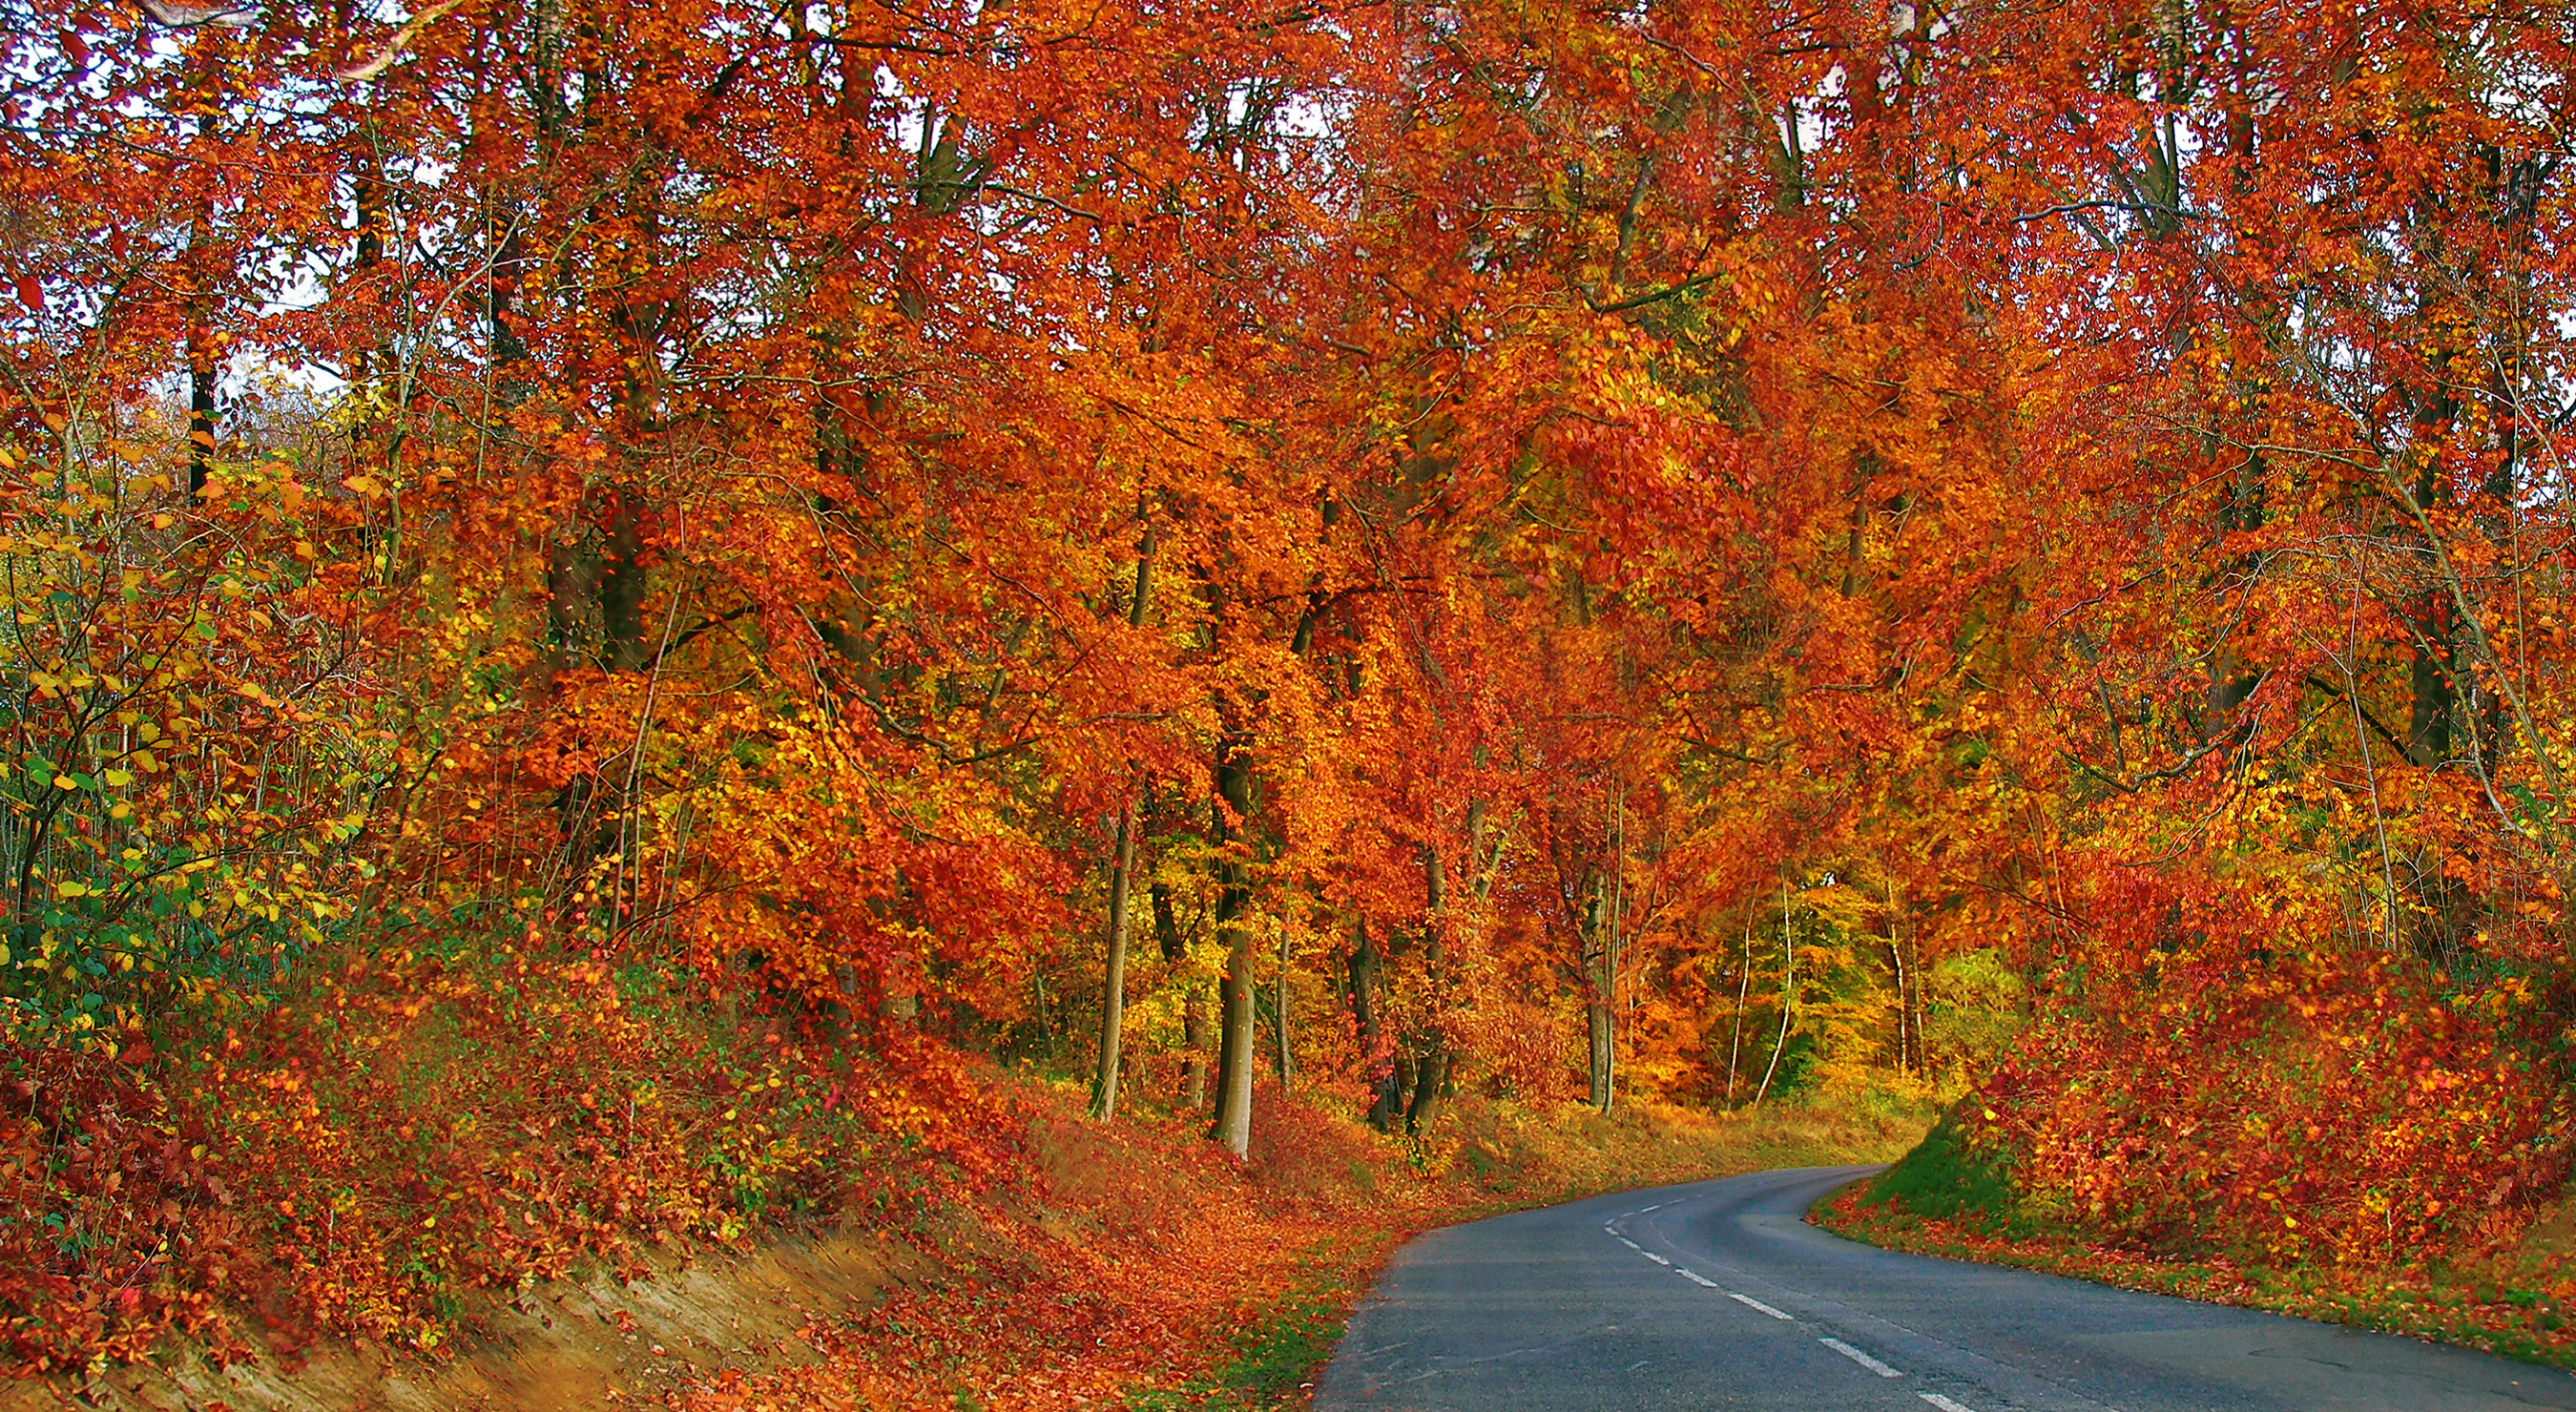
[1313,1166,2576,1412]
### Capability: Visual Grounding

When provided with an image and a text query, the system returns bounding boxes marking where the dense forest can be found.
[6,0,2576,1390]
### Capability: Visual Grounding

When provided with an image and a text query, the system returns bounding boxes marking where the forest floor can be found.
[1813,1125,2576,1374]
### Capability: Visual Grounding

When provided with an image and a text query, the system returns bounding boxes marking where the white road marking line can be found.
[1919,1395,1977,1412]
[1641,1252,1671,1266]
[1727,1292,1795,1321]
[1820,1338,1904,1379]
[1675,1269,1719,1287]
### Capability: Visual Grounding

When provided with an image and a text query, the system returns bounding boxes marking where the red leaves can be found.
[0,1038,249,1373]
[1925,953,2573,1274]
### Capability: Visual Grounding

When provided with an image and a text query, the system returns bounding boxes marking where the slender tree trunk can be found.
[1887,876,1911,1075]
[1091,799,1137,1120]
[187,318,218,499]
[1275,924,1293,1087]
[1208,732,1256,1156]
[1888,937,1911,1074]
[1602,792,1624,1114]
[1405,841,1451,1136]
[1725,924,1751,1104]
[182,56,221,501]
[1583,873,1612,1111]
[1153,881,1208,1108]
[1352,915,1400,1130]
[1754,888,1796,1107]
[1090,540,1155,1120]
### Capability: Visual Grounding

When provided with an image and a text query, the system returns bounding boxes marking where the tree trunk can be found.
[1403,839,1451,1136]
[1725,924,1751,1104]
[2409,621,2455,769]
[1583,872,1612,1111]
[1352,915,1400,1130]
[1091,799,1136,1120]
[1153,881,1209,1108]
[1753,892,1796,1107]
[598,488,650,672]
[1208,733,1256,1157]
[1601,792,1624,1114]
[1403,1042,1451,1136]
[182,64,220,501]
[1887,878,1912,1075]
[1274,924,1293,1087]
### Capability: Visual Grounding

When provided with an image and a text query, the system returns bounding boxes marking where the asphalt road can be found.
[1312,1165,2576,1411]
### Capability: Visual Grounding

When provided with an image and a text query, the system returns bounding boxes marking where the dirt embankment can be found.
[8,1225,933,1412]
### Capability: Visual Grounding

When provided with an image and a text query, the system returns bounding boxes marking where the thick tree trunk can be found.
[1403,1042,1451,1136]
[1091,799,1136,1120]
[2409,625,2454,769]
[598,488,650,672]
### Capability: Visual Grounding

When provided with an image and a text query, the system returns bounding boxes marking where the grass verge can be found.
[1812,1124,2576,1371]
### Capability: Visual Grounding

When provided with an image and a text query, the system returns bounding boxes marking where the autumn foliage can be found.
[7,0,2576,1384]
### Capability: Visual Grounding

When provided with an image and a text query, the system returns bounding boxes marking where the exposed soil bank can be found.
[4,1226,931,1412]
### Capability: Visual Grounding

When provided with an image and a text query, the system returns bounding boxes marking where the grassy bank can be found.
[1814,1111,2576,1370]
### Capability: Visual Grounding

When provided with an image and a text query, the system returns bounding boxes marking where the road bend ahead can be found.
[1313,1166,2576,1412]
